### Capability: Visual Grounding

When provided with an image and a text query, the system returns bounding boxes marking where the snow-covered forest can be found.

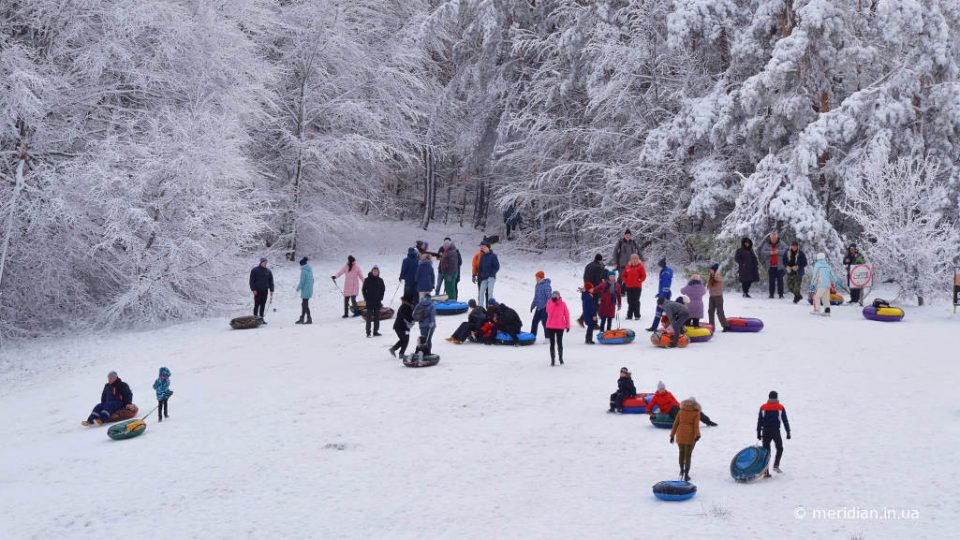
[2,0,959,335]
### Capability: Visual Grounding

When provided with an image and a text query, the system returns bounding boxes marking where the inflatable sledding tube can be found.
[652,480,697,501]
[621,393,653,414]
[495,331,536,346]
[730,445,770,483]
[808,292,844,305]
[435,300,469,316]
[662,326,712,343]
[650,331,689,348]
[230,316,262,330]
[726,317,764,332]
[649,413,674,429]
[430,294,449,303]
[107,405,139,423]
[862,305,905,322]
[350,302,395,321]
[107,419,147,440]
[597,328,636,345]
[402,354,440,368]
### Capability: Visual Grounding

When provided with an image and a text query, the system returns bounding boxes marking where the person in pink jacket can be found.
[332,255,364,318]
[545,291,571,366]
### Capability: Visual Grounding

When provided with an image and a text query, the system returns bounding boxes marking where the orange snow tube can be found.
[650,331,689,348]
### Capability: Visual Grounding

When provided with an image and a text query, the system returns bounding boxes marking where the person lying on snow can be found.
[412,296,437,356]
[657,296,689,347]
[447,299,487,344]
[153,367,173,422]
[608,367,637,413]
[647,381,717,426]
[487,299,522,345]
[82,371,134,426]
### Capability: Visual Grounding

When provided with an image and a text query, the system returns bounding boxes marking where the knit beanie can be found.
[299,257,308,266]
[535,271,545,280]
[769,390,778,399]
[657,381,666,392]
[657,257,666,268]
[594,253,603,262]
[710,263,720,271]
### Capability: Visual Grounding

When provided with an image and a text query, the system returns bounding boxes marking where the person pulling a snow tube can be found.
[597,327,636,344]
[726,317,764,332]
[646,381,717,427]
[488,299,530,345]
[730,445,771,483]
[435,300,469,316]
[82,371,137,426]
[862,298,905,322]
[652,481,697,501]
[608,367,637,413]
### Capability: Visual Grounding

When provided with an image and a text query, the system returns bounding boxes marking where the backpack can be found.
[872,298,891,309]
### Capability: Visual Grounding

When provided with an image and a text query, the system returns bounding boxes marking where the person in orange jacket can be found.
[648,381,717,426]
[621,253,647,320]
[471,246,483,297]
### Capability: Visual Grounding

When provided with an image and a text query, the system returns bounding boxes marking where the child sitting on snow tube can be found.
[608,367,637,413]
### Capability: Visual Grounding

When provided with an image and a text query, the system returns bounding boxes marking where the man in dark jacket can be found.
[448,299,487,343]
[609,367,637,413]
[249,257,275,322]
[734,238,759,298]
[784,241,808,303]
[399,247,419,299]
[757,390,792,476]
[583,254,606,288]
[658,296,688,347]
[83,371,134,426]
[415,253,435,298]
[389,294,416,358]
[477,242,500,306]
[612,229,642,274]
[362,266,386,337]
[488,299,522,345]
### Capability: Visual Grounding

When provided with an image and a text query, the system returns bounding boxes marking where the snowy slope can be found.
[1,220,957,540]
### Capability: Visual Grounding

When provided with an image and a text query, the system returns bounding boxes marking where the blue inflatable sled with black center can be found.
[730,445,771,482]
[494,331,536,346]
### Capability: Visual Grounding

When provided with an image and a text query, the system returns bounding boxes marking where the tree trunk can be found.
[0,143,28,348]
[287,73,309,261]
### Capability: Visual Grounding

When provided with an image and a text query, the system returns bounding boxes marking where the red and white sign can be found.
[849,264,873,288]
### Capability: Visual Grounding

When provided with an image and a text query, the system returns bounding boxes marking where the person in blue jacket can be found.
[152,367,173,422]
[529,271,552,338]
[412,295,437,355]
[580,282,598,344]
[82,371,135,426]
[399,247,419,299]
[646,258,674,331]
[295,257,314,324]
[757,390,792,476]
[477,241,500,306]
[415,253,436,299]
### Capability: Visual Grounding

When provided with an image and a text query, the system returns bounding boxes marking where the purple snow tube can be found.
[862,306,905,322]
[726,317,764,333]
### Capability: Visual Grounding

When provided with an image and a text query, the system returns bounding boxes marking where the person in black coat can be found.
[609,367,637,413]
[583,254,607,288]
[249,257,275,321]
[82,371,135,426]
[389,294,415,357]
[448,299,487,343]
[399,247,419,299]
[489,300,523,344]
[734,238,759,298]
[362,266,386,337]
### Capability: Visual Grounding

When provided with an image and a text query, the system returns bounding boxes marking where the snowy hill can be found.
[1,220,956,540]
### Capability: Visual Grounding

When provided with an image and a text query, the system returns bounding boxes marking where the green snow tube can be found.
[107,419,147,440]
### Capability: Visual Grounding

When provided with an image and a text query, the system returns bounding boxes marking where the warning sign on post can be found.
[849,264,873,288]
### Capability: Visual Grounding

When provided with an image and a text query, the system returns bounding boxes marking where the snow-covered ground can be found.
[2,220,957,540]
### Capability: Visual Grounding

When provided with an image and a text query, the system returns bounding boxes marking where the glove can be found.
[167,390,174,397]
[669,436,674,444]
[530,307,534,313]
[695,435,701,442]
[565,328,569,333]
[786,433,791,440]
[331,276,336,280]
[126,404,136,410]
[252,290,257,296]
[757,434,762,441]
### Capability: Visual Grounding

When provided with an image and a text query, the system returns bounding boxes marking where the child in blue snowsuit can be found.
[152,367,173,422]
[412,296,437,355]
[646,258,674,332]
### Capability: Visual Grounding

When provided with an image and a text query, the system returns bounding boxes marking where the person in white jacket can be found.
[809,253,838,316]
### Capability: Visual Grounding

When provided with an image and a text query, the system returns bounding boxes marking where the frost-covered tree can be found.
[837,136,959,305]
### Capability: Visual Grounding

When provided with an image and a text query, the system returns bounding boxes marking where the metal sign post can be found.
[954,267,960,314]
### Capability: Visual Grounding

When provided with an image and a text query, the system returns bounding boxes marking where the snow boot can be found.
[388,346,397,358]
[684,471,691,482]
[373,332,382,337]
[824,307,831,317]
[774,467,783,474]
[81,420,93,426]
[705,419,718,427]
[342,314,349,319]
[558,355,563,365]
[295,316,304,325]
[305,315,312,324]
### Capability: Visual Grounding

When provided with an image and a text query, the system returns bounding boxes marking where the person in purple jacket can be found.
[680,274,707,327]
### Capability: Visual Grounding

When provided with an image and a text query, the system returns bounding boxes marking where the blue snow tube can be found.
[596,328,636,345]
[730,445,771,483]
[435,301,469,316]
[652,480,697,501]
[494,331,536,346]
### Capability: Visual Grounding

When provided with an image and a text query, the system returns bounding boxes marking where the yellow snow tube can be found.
[684,326,712,339]
[875,307,905,317]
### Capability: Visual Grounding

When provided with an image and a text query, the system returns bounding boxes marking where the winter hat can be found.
[159,366,171,378]
[481,240,491,248]
[535,271,545,280]
[657,257,666,268]
[657,381,666,392]
[816,252,826,261]
[408,247,417,256]
[299,257,308,266]
[259,257,268,264]
[108,371,118,379]
[677,295,689,304]
[710,263,720,271]
[583,282,594,292]
[468,299,477,308]
[690,274,701,281]
[594,253,604,262]
[624,229,632,235]
[791,240,799,247]
[371,265,379,271]
[444,237,451,242]
[769,390,778,400]
[486,298,498,306]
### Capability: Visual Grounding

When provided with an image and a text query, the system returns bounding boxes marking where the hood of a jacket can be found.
[680,398,701,411]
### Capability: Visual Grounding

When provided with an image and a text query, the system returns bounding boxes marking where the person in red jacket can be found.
[621,254,647,320]
[648,381,718,426]
[594,273,622,332]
